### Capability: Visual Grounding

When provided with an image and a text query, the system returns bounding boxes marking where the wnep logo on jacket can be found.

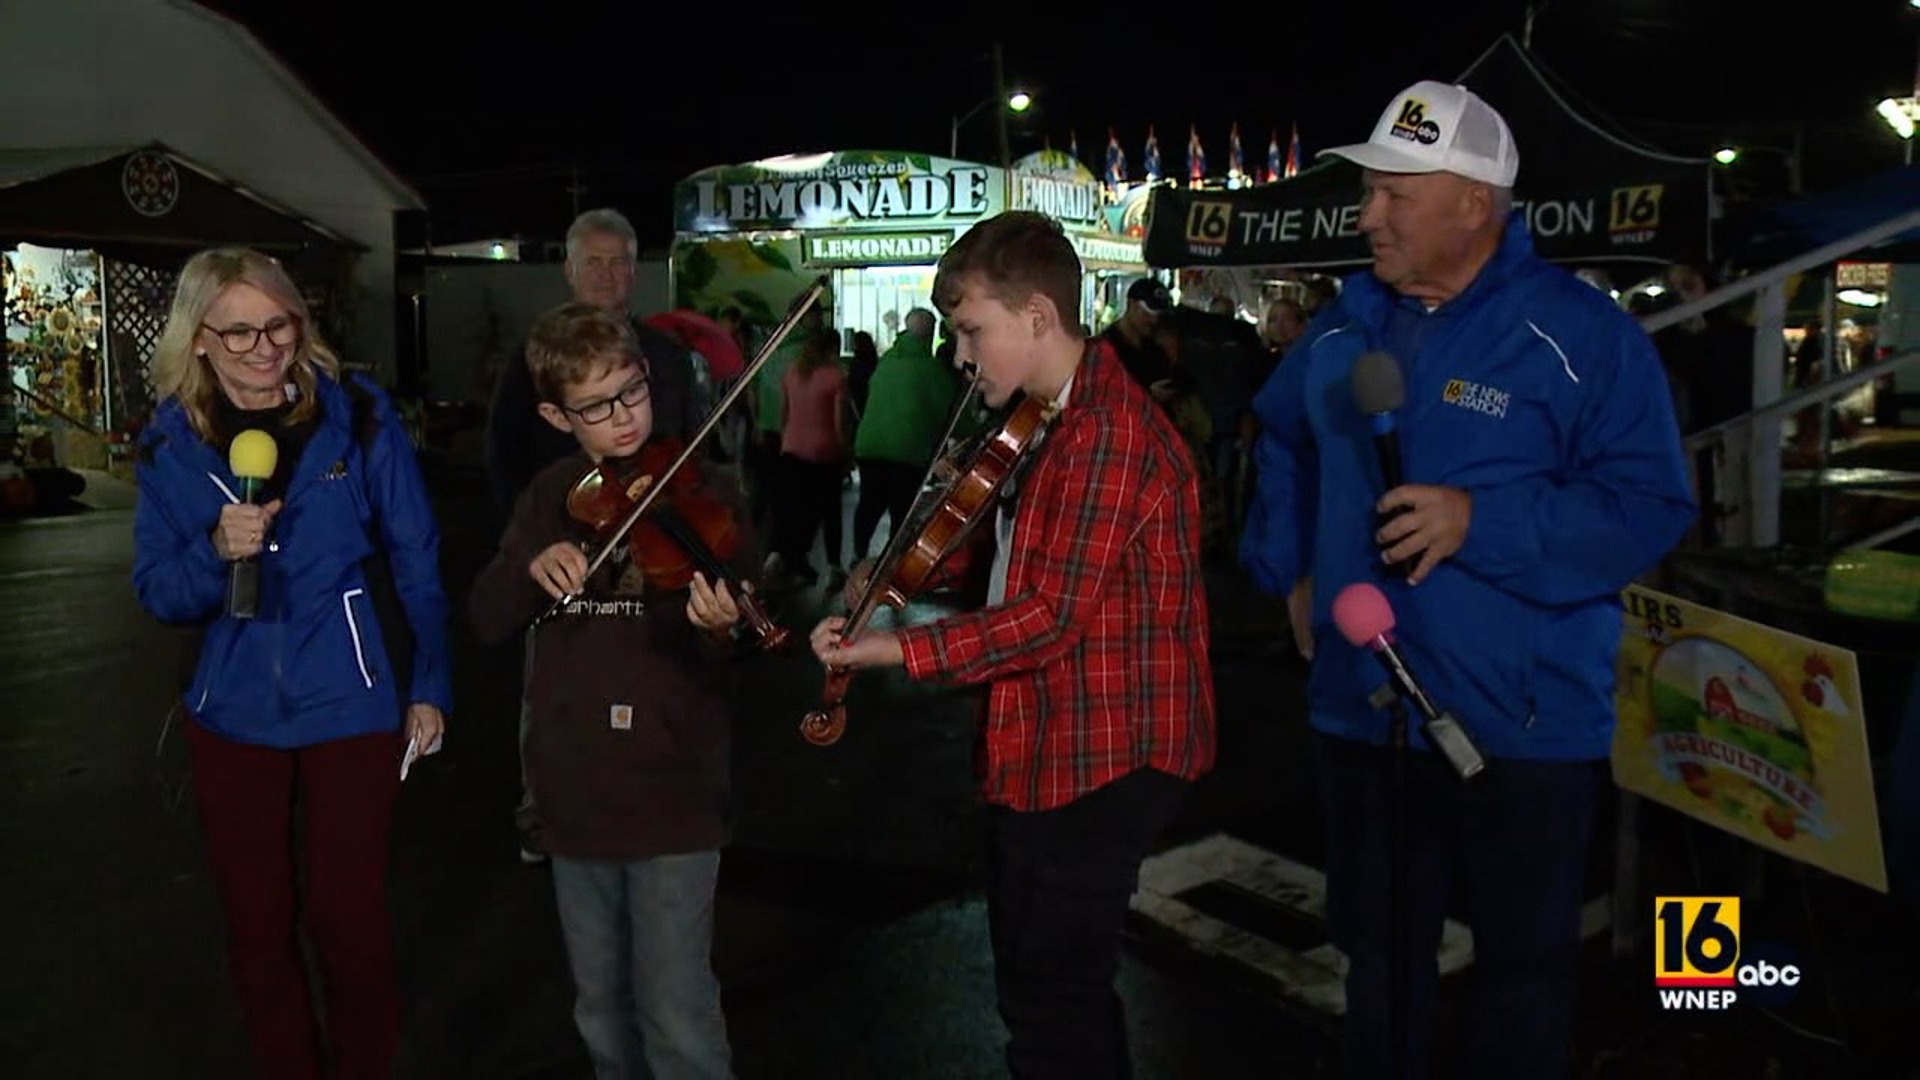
[1441,378,1511,419]
[1653,896,1803,1011]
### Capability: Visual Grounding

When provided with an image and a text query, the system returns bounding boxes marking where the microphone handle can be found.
[228,557,260,619]
[226,477,265,619]
[1372,428,1403,491]
[1371,428,1413,577]
[1373,641,1487,780]
[1373,643,1440,722]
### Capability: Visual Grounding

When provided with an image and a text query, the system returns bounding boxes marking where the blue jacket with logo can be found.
[1240,217,1696,761]
[133,372,453,748]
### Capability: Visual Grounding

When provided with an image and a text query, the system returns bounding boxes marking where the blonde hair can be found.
[524,301,644,403]
[150,248,341,441]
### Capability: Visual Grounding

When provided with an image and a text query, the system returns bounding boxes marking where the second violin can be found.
[799,389,1059,746]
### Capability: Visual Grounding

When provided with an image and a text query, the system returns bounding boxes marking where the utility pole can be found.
[992,42,1012,170]
[1522,2,1548,49]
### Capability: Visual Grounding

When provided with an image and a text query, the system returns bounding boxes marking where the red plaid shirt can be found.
[896,341,1217,812]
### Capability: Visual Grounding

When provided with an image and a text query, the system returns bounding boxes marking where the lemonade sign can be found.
[1612,587,1887,892]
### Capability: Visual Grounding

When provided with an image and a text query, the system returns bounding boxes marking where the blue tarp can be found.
[1726,165,1920,268]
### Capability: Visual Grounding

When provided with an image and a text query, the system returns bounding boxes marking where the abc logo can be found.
[1391,100,1443,146]
[1738,959,1801,988]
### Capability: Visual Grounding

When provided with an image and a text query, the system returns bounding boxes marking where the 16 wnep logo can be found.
[1654,897,1804,1010]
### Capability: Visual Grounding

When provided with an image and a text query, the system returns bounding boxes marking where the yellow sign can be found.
[1612,587,1888,892]
[1653,896,1739,987]
[1184,201,1232,246]
[1608,184,1664,233]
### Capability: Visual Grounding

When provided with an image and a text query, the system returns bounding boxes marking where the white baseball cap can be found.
[1317,80,1519,187]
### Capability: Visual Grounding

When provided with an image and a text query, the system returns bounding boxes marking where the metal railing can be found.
[1642,206,1920,550]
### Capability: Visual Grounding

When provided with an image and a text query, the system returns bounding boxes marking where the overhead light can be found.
[488,242,508,260]
[1008,91,1033,112]
[1713,147,1739,165]
[752,152,837,172]
[1838,288,1884,307]
[1643,283,1667,298]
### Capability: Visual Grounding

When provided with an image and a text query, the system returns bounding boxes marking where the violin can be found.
[565,437,788,650]
[799,389,1059,746]
[529,272,829,626]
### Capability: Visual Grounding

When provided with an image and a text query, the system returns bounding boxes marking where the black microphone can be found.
[226,430,278,620]
[1333,581,1486,781]
[1351,350,1411,577]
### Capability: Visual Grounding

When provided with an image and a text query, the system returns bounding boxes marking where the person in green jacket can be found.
[851,308,956,560]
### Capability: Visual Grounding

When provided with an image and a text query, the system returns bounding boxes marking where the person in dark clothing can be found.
[1100,277,1177,397]
[484,209,701,524]
[470,302,745,1079]
[848,330,880,421]
[1161,303,1264,534]
[1650,260,1754,548]
[480,207,701,864]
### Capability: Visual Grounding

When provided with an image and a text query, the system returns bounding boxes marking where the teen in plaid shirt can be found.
[810,211,1216,1078]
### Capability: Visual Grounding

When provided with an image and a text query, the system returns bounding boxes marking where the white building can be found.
[0,0,421,461]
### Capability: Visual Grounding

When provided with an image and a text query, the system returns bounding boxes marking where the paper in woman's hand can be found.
[399,732,444,781]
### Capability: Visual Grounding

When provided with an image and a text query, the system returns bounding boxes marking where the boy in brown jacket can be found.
[470,302,747,1079]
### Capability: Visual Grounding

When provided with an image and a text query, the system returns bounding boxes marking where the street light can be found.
[1876,96,1917,163]
[1713,147,1740,165]
[951,90,1033,159]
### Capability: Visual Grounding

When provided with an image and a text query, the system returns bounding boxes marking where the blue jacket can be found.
[133,372,453,748]
[1240,217,1696,761]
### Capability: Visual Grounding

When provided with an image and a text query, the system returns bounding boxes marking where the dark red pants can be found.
[185,713,403,1080]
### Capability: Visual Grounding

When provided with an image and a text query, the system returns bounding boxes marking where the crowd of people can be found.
[130,77,1698,1080]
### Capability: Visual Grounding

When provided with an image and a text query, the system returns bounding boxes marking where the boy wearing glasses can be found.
[469,302,746,1079]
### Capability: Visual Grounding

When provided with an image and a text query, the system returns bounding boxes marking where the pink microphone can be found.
[1332,581,1397,650]
[1330,582,1487,779]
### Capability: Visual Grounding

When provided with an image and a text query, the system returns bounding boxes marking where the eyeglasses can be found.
[202,315,301,354]
[560,377,650,424]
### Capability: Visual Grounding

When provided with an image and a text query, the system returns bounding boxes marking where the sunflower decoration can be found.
[47,305,75,335]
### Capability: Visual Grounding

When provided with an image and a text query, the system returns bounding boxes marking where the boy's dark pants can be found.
[985,766,1189,1079]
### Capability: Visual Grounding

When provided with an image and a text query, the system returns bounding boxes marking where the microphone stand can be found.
[1369,681,1411,1080]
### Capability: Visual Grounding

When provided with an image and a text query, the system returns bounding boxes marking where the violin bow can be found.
[536,276,832,624]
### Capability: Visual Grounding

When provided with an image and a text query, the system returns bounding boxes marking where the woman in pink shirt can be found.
[771,329,851,588]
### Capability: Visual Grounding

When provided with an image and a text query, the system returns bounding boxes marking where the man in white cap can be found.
[1239,81,1695,1077]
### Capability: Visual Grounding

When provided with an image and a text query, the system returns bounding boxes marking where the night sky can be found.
[201,0,1919,249]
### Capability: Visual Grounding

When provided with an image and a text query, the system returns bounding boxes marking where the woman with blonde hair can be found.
[132,247,450,1079]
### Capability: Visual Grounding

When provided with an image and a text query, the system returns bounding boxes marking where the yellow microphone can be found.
[229,429,278,501]
[226,430,279,619]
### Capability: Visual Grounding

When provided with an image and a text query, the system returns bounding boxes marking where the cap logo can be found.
[1389,99,1441,146]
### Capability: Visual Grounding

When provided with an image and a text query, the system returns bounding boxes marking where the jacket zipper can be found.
[341,588,375,689]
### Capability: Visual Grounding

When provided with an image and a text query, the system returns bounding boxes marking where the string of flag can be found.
[1077,122,1304,189]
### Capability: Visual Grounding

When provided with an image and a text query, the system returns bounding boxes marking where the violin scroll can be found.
[798,704,846,746]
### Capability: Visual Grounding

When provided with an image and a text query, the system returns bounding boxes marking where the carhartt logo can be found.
[1443,378,1511,418]
[1389,99,1441,146]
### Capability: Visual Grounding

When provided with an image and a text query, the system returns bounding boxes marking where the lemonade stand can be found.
[669,150,1006,349]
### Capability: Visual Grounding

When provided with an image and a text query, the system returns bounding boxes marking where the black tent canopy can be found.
[0,143,361,272]
[1142,34,1710,270]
